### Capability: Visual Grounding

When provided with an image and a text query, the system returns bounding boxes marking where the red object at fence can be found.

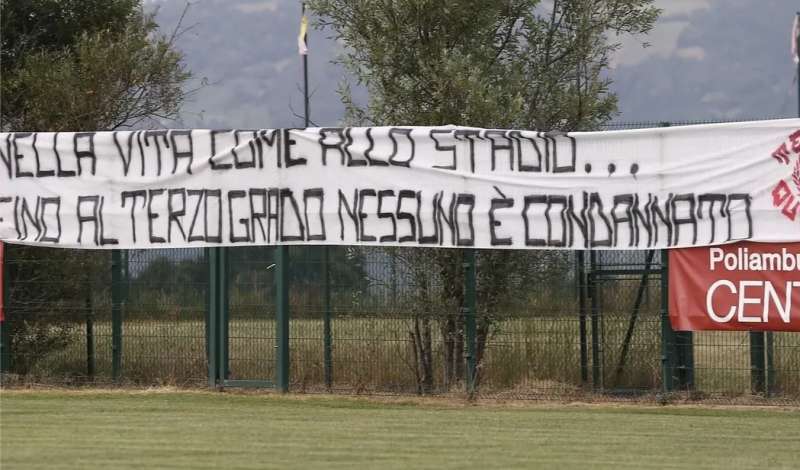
[669,241,800,332]
[0,241,4,322]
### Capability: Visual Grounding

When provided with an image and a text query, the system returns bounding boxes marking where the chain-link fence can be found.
[1,120,798,404]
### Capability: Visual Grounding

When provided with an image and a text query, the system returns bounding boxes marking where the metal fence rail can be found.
[1,120,798,404]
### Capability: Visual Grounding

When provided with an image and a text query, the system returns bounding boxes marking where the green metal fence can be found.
[2,243,798,403]
[1,120,798,404]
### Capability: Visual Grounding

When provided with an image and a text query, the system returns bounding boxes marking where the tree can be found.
[309,0,659,392]
[0,0,191,377]
[1,0,191,131]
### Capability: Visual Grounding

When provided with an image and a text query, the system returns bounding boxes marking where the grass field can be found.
[1,390,799,469]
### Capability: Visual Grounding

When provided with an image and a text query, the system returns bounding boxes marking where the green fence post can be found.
[674,331,694,389]
[658,119,676,397]
[589,251,601,391]
[122,250,130,301]
[207,248,219,388]
[464,249,477,397]
[276,246,290,393]
[577,251,588,385]
[0,243,10,374]
[750,331,766,395]
[111,249,123,382]
[0,322,8,374]
[85,278,95,380]
[219,247,229,381]
[323,247,333,391]
[660,249,674,393]
[766,332,775,397]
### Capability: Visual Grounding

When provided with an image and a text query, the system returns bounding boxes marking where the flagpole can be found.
[300,2,333,390]
[796,12,799,118]
[303,2,310,128]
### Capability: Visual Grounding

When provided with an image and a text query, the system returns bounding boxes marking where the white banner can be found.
[1,120,800,250]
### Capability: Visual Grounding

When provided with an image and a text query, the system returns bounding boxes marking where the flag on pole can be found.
[298,14,309,55]
[793,14,799,64]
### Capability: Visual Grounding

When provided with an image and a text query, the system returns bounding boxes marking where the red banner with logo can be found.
[669,241,800,331]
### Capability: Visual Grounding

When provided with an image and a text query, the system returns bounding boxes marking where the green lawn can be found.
[1,391,798,469]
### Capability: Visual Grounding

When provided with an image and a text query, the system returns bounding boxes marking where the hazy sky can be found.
[151,0,800,129]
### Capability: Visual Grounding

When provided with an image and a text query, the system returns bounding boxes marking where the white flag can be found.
[298,14,308,56]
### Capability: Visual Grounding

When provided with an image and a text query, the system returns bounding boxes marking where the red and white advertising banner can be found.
[669,241,800,331]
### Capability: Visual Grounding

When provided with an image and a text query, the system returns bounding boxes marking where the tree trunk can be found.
[441,314,465,389]
[474,319,491,388]
[421,316,434,393]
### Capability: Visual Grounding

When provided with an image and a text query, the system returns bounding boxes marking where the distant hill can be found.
[152,0,799,129]
[612,0,798,122]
